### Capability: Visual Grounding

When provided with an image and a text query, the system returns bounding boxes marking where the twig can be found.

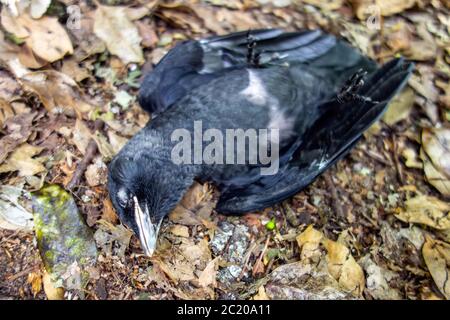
[324,171,345,219]
[252,236,270,277]
[67,120,103,191]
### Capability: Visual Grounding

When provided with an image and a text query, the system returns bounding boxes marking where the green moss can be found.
[32,184,97,293]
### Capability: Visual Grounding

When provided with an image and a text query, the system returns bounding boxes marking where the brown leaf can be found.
[21,71,93,117]
[422,236,450,299]
[42,272,65,300]
[93,5,144,64]
[421,128,450,196]
[27,271,42,297]
[383,86,415,125]
[198,257,218,288]
[169,224,190,237]
[101,198,118,224]
[0,112,36,164]
[352,0,417,20]
[0,143,45,176]
[395,194,450,230]
[1,10,73,63]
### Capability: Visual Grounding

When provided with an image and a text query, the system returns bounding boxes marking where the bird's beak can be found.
[133,196,162,257]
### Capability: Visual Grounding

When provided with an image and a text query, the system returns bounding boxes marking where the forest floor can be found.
[0,0,449,300]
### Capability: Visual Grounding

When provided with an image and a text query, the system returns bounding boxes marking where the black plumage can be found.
[108,29,414,255]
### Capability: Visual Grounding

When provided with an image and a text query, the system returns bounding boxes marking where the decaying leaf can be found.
[42,271,65,300]
[94,219,132,259]
[0,112,36,164]
[170,224,190,237]
[169,182,214,226]
[383,87,415,125]
[27,271,43,297]
[420,128,450,196]
[323,238,365,295]
[352,0,417,20]
[395,194,450,230]
[296,226,365,296]
[0,143,45,176]
[32,185,97,292]
[72,119,92,155]
[422,236,450,299]
[264,261,357,299]
[21,71,93,117]
[93,5,144,64]
[198,257,218,288]
[1,10,73,62]
[359,255,402,300]
[253,285,270,300]
[107,130,128,155]
[0,184,33,231]
[302,0,343,11]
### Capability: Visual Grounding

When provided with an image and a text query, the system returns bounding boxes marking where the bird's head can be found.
[107,153,194,256]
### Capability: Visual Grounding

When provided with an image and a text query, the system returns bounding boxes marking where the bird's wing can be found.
[216,58,414,214]
[138,29,337,113]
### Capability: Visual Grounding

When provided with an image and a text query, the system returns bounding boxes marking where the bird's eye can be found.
[117,188,129,208]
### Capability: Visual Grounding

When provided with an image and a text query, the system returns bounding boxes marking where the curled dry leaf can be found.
[198,257,218,288]
[296,225,365,296]
[359,255,402,300]
[394,194,450,230]
[107,130,129,155]
[169,224,190,237]
[21,71,93,117]
[421,128,450,196]
[383,86,415,125]
[0,143,45,176]
[93,5,144,65]
[42,271,65,300]
[352,0,417,20]
[252,285,269,300]
[72,119,92,155]
[302,0,343,11]
[0,112,36,164]
[27,271,43,297]
[1,10,73,62]
[94,220,132,259]
[422,236,450,299]
[0,184,33,231]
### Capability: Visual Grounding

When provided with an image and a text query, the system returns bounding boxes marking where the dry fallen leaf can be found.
[198,257,218,288]
[323,238,365,296]
[72,119,92,155]
[1,10,73,62]
[296,225,365,296]
[352,0,417,20]
[360,255,402,300]
[93,5,144,65]
[27,271,43,297]
[421,128,450,196]
[0,184,34,231]
[296,225,323,261]
[42,271,65,300]
[253,285,270,300]
[0,143,45,176]
[395,194,450,230]
[170,224,190,237]
[422,236,450,299]
[21,71,93,117]
[383,87,415,125]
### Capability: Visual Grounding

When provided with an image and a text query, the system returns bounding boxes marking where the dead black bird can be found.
[108,29,413,256]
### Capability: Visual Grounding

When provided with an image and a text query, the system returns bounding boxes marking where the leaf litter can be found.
[0,0,450,300]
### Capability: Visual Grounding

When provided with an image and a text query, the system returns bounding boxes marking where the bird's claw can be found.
[337,69,374,104]
[246,30,261,67]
